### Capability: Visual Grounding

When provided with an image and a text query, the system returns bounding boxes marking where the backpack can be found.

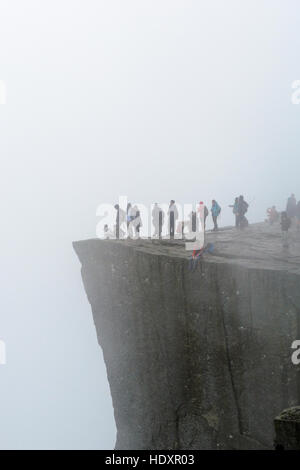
[242,201,248,214]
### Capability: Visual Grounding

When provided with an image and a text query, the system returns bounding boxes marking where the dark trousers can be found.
[212,215,218,230]
[159,212,163,238]
[237,214,248,229]
[116,215,120,239]
[170,212,175,238]
[192,213,196,232]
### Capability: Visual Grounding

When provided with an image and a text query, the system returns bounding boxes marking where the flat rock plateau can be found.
[73,222,300,449]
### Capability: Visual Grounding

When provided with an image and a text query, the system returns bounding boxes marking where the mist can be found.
[0,0,300,449]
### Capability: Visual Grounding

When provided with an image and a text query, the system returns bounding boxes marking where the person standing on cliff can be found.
[267,206,279,225]
[127,203,137,239]
[168,200,178,239]
[130,205,142,239]
[237,195,249,229]
[198,201,209,231]
[281,211,291,247]
[127,202,133,228]
[114,204,126,239]
[229,197,239,228]
[211,200,221,231]
[286,194,297,222]
[152,203,164,238]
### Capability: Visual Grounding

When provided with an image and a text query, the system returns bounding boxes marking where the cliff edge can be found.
[73,223,300,449]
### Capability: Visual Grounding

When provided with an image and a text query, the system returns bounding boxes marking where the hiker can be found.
[198,201,209,230]
[135,208,142,238]
[185,212,195,235]
[127,204,137,238]
[296,201,300,231]
[267,206,279,225]
[114,204,126,239]
[281,211,291,247]
[180,212,192,238]
[152,203,164,238]
[127,203,133,228]
[286,194,297,220]
[229,197,239,227]
[211,200,221,231]
[168,200,178,239]
[130,205,142,239]
[158,207,164,238]
[237,195,249,229]
[152,203,160,238]
[191,211,197,233]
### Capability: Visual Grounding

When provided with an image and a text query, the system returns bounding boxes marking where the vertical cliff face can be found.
[73,225,300,449]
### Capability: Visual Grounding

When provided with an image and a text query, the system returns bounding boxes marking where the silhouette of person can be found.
[114,204,126,239]
[286,194,297,220]
[152,203,164,238]
[168,200,178,239]
[211,200,221,231]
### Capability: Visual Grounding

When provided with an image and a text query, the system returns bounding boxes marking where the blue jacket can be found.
[211,202,221,217]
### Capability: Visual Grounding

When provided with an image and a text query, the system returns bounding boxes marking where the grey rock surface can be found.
[73,223,300,449]
[274,406,300,450]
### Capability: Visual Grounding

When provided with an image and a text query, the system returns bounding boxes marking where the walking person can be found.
[168,200,178,239]
[211,200,221,231]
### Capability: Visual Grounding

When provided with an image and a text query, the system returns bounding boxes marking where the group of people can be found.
[286,194,300,230]
[266,194,300,247]
[282,194,300,244]
[105,194,300,250]
[228,195,249,230]
[108,197,249,240]
[109,203,143,239]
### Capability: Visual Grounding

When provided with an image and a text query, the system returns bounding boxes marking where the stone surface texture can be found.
[73,223,300,449]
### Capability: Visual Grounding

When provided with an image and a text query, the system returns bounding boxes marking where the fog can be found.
[0,0,300,449]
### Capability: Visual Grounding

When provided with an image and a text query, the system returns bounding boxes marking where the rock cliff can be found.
[73,223,300,449]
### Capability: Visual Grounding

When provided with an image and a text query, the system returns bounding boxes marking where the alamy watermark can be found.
[291,340,300,365]
[96,196,205,251]
[0,340,6,365]
[0,80,6,105]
